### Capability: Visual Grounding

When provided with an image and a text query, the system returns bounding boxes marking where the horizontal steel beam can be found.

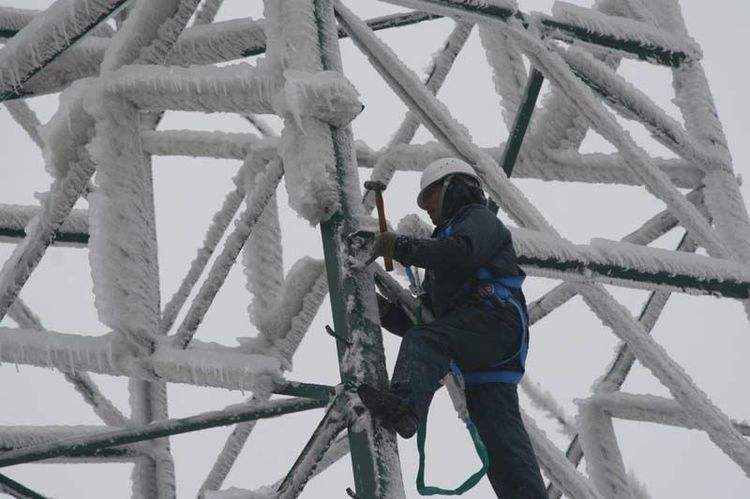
[1,11,442,101]
[382,0,698,66]
[0,397,326,468]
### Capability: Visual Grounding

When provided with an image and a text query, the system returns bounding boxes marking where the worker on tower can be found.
[358,157,546,498]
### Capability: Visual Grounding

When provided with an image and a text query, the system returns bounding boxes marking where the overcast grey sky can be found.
[1,1,749,497]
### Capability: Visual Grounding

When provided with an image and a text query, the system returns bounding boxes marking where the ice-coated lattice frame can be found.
[0,0,748,498]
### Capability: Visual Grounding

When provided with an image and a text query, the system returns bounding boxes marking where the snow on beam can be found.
[507,24,731,260]
[522,410,603,499]
[0,426,142,462]
[576,399,633,499]
[0,326,284,392]
[4,12,442,102]
[382,0,697,67]
[0,0,128,100]
[276,393,352,498]
[171,158,283,349]
[364,21,473,213]
[513,227,750,298]
[139,131,701,189]
[589,392,750,437]
[559,45,726,173]
[0,6,114,39]
[574,282,750,476]
[101,64,280,114]
[528,192,702,326]
[0,204,88,247]
[540,1,701,67]
[141,130,275,160]
[361,142,703,189]
[0,397,327,468]
[8,297,132,428]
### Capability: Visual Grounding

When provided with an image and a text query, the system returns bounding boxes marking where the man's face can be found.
[420,183,444,225]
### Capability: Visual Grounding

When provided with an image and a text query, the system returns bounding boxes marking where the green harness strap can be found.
[411,291,491,495]
[416,417,490,495]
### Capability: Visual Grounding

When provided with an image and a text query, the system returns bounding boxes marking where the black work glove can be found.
[370,231,398,262]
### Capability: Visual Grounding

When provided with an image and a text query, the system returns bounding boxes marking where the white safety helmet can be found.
[417,157,479,209]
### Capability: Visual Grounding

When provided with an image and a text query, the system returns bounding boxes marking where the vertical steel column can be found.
[314,1,405,497]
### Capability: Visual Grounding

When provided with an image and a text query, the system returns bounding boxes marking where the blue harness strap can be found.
[437,225,528,386]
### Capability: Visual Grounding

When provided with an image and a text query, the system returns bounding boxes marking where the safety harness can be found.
[405,223,529,496]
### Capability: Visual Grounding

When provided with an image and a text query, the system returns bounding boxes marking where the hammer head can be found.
[364,180,387,192]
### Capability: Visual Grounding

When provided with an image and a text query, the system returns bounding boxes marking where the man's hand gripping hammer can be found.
[364,180,393,271]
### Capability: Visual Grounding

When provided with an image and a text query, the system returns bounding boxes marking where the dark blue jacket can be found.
[393,203,524,318]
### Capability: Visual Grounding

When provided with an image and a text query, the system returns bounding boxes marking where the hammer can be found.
[364,180,393,271]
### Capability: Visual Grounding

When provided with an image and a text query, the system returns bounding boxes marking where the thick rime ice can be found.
[0,0,125,92]
[522,410,604,499]
[550,2,701,63]
[576,399,633,499]
[101,63,280,114]
[170,18,266,66]
[141,130,274,160]
[85,91,161,352]
[172,159,284,349]
[559,45,725,172]
[39,79,96,179]
[478,22,527,128]
[365,22,472,211]
[273,70,363,129]
[3,100,43,148]
[101,0,199,72]
[520,377,577,437]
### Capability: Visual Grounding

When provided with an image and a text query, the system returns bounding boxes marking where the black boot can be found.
[357,384,418,439]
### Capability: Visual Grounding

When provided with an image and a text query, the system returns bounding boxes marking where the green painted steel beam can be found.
[276,393,351,497]
[519,255,749,299]
[0,227,88,246]
[538,17,687,67]
[316,1,405,497]
[0,472,47,499]
[274,381,336,400]
[0,397,325,468]
[488,66,544,214]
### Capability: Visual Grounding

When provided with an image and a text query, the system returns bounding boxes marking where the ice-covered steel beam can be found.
[141,130,274,161]
[139,130,703,188]
[364,20,473,213]
[538,1,701,67]
[0,0,128,101]
[0,6,115,39]
[0,326,284,392]
[589,392,750,437]
[4,12,442,101]
[276,393,351,498]
[0,397,326,468]
[0,426,142,462]
[0,205,88,247]
[560,45,726,173]
[515,228,748,298]
[171,158,283,349]
[102,64,280,114]
[381,0,699,67]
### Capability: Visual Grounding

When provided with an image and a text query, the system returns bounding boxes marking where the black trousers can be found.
[389,303,546,499]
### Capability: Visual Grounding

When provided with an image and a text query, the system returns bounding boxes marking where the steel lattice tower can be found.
[0,0,748,497]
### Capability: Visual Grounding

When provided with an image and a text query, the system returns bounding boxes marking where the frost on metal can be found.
[1,0,749,496]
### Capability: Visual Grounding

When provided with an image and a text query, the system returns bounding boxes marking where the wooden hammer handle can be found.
[373,190,394,271]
